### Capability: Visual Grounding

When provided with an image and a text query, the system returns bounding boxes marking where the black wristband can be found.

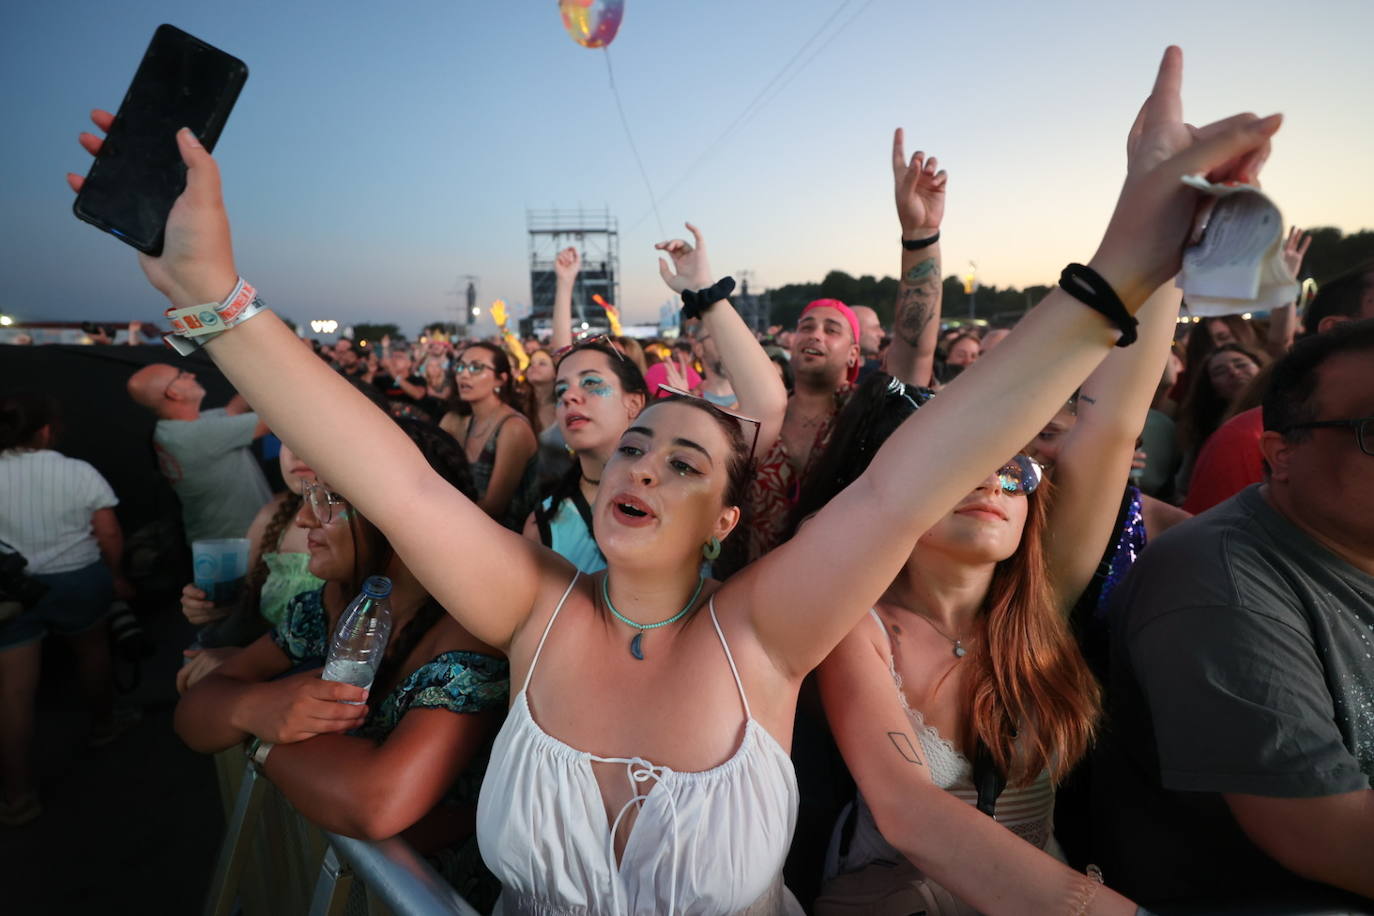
[901,231,940,251]
[1058,264,1138,347]
[680,277,736,321]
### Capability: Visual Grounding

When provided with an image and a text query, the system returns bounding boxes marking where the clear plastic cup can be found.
[191,538,251,607]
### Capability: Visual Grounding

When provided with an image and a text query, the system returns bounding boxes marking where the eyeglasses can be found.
[1283,416,1374,457]
[162,370,193,400]
[453,361,495,375]
[656,384,763,465]
[553,333,626,363]
[302,480,350,525]
[995,454,1044,496]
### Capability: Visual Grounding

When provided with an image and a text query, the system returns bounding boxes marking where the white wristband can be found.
[163,278,268,355]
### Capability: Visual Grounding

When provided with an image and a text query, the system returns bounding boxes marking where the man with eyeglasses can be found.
[126,363,271,544]
[1096,319,1374,909]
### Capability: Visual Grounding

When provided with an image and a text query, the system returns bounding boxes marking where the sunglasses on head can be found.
[995,454,1044,496]
[553,333,625,363]
[656,384,763,465]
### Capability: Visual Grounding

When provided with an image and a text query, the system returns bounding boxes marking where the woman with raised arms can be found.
[70,45,1278,914]
[527,226,787,574]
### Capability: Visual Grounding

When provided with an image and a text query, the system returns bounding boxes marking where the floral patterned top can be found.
[270,587,509,741]
[744,383,855,563]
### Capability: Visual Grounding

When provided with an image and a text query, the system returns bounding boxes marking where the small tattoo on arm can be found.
[1078,394,1097,406]
[888,731,924,766]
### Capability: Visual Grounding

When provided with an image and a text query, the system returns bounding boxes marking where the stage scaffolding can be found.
[526,208,619,337]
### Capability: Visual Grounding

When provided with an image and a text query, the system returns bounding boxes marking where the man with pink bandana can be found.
[743,131,947,563]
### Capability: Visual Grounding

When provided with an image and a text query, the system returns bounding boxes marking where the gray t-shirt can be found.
[1097,484,1374,905]
[154,408,271,543]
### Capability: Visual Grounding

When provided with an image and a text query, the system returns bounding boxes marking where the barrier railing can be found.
[204,754,480,916]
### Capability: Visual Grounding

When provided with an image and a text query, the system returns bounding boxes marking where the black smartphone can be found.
[73,24,247,255]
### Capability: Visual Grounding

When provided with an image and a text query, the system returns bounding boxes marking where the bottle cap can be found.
[362,576,393,599]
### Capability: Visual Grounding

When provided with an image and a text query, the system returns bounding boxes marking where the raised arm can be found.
[1045,280,1181,608]
[551,246,580,351]
[729,48,1283,678]
[884,129,946,388]
[656,223,788,455]
[1265,226,1310,358]
[67,116,548,649]
[818,626,1136,915]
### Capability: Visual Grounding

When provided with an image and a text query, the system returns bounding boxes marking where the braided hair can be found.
[239,492,303,623]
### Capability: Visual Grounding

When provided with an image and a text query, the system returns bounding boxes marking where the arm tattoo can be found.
[888,731,925,766]
[895,257,940,347]
[1078,394,1097,406]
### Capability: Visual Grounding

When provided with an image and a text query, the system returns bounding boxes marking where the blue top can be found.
[537,494,607,574]
[271,587,509,738]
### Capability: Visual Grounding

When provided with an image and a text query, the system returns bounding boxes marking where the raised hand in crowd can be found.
[656,222,787,454]
[1266,225,1313,356]
[886,129,947,387]
[551,245,581,351]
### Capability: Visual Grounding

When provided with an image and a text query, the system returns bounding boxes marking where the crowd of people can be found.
[1,46,1371,915]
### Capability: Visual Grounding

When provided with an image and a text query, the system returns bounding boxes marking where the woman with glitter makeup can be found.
[526,226,787,574]
[71,45,1278,914]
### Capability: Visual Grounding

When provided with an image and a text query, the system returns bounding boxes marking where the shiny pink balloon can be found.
[558,0,624,49]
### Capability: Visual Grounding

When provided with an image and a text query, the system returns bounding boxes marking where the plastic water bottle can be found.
[322,576,393,702]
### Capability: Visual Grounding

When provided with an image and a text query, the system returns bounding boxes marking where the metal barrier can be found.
[204,755,480,916]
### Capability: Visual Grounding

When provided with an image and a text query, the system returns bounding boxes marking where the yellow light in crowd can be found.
[1241,312,1253,320]
[0,315,12,326]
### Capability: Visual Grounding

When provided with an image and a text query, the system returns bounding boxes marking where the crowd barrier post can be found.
[203,760,269,916]
[203,755,481,916]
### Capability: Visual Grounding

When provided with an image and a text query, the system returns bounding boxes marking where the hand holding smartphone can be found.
[72,24,247,255]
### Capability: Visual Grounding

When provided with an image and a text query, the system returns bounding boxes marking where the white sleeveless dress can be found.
[822,611,1061,907]
[478,574,803,915]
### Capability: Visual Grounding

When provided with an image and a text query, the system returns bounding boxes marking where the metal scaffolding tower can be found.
[526,208,619,338]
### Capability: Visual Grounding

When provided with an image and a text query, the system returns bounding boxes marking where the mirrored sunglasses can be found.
[995,454,1044,496]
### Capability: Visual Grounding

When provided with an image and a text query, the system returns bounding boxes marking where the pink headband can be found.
[801,299,861,384]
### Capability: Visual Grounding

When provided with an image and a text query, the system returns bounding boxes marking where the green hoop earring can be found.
[702,536,721,561]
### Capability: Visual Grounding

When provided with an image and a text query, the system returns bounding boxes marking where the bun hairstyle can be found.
[0,392,60,451]
[788,372,1099,786]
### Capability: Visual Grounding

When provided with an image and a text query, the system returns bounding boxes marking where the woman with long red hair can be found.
[795,276,1183,910]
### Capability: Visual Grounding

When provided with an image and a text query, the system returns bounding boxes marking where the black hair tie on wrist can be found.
[901,231,940,251]
[680,276,736,321]
[1058,263,1138,347]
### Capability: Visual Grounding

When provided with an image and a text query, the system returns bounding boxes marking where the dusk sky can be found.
[4,0,1372,335]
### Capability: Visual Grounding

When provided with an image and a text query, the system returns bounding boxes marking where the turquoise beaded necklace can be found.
[601,573,706,660]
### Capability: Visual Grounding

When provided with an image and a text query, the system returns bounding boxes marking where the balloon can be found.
[558,0,624,49]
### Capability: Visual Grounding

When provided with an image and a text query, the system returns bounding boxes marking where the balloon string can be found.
[603,48,667,240]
